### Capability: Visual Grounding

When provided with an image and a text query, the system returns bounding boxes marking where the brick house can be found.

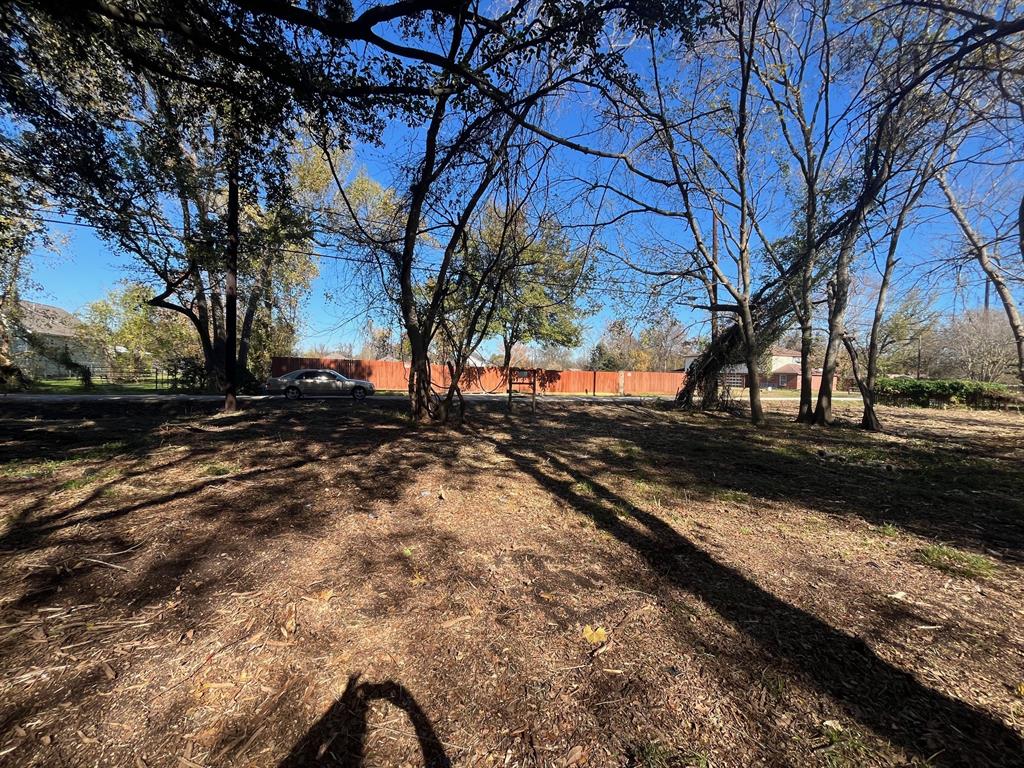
[680,346,837,390]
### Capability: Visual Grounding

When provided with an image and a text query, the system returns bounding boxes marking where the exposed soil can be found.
[0,398,1022,767]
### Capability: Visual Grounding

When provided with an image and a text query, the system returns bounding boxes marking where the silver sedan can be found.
[265,369,376,400]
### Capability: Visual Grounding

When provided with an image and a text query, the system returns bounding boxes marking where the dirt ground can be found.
[0,397,1022,768]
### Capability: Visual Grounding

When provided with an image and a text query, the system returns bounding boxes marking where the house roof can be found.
[770,346,802,357]
[17,301,81,338]
[773,363,801,374]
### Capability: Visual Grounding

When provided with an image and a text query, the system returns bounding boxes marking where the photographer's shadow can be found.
[278,674,451,767]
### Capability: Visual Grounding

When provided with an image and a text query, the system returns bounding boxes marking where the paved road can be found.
[1,392,863,405]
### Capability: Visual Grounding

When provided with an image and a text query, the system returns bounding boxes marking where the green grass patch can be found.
[876,523,900,538]
[60,467,118,491]
[0,441,132,481]
[1,457,74,479]
[716,488,751,504]
[200,462,235,477]
[76,441,131,460]
[760,669,787,700]
[27,378,166,395]
[570,480,595,497]
[917,544,996,578]
[819,722,873,767]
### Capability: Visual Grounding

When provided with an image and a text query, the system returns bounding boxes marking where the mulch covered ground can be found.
[0,397,1022,767]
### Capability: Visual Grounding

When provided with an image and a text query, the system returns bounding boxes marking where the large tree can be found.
[0,6,333,405]
[1,0,711,416]
[0,167,51,388]
[491,213,592,373]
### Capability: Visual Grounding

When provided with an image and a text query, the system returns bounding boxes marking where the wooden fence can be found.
[271,357,687,397]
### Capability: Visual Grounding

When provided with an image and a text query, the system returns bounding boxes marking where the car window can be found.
[299,371,320,380]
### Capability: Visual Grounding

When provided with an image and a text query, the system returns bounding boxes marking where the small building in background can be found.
[8,300,103,378]
[678,346,837,390]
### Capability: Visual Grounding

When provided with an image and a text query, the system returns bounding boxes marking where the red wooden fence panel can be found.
[270,357,687,396]
[624,370,686,396]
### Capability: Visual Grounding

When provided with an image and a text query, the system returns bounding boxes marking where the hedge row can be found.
[874,377,1013,407]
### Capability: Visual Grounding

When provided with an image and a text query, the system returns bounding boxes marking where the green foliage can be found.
[588,316,691,371]
[77,283,198,376]
[874,290,938,374]
[589,341,624,370]
[874,377,1012,407]
[491,211,592,364]
[166,355,212,393]
[0,363,30,392]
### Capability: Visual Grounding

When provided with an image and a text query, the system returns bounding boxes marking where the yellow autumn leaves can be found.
[582,624,608,645]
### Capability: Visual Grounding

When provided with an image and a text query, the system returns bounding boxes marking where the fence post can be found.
[617,370,625,396]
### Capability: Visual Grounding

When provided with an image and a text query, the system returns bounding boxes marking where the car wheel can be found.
[285,386,301,400]
[352,386,367,401]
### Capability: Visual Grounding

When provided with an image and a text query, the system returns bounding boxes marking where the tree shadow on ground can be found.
[278,674,451,768]
[0,399,423,765]
[480,415,1024,767]
[518,404,1024,561]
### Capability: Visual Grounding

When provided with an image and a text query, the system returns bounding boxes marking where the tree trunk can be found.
[814,218,860,425]
[223,141,240,412]
[407,331,434,421]
[841,334,881,430]
[237,258,271,376]
[739,309,765,426]
[796,316,814,423]
[442,360,467,422]
[861,212,902,432]
[502,336,514,411]
[744,351,765,426]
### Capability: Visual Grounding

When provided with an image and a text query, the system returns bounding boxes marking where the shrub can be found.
[166,355,212,392]
[0,363,31,392]
[874,377,1012,408]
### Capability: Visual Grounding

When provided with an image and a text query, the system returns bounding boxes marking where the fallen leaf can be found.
[101,661,116,680]
[281,602,297,638]
[582,625,607,645]
[564,745,585,765]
